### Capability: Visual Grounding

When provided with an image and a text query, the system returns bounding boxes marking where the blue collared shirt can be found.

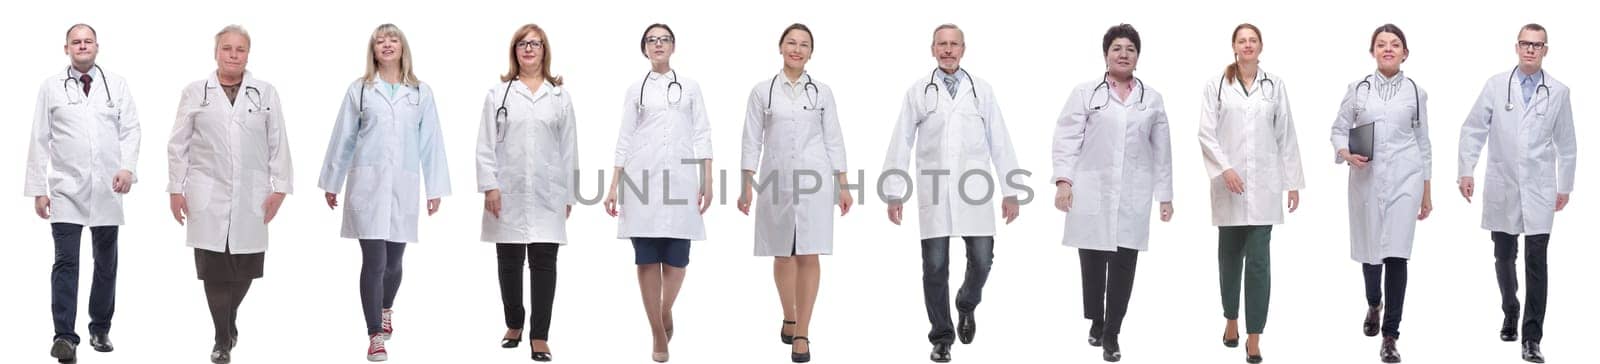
[1517,69,1543,107]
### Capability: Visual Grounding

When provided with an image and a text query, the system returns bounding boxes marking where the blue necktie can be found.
[1521,76,1535,106]
[943,76,957,98]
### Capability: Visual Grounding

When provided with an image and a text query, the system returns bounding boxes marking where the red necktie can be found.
[80,74,93,96]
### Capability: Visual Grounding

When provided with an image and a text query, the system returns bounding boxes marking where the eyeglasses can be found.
[645,36,675,45]
[516,40,544,51]
[1517,41,1548,51]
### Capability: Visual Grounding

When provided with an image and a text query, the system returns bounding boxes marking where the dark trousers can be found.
[1218,225,1271,334]
[1081,247,1140,338]
[360,240,406,335]
[1492,231,1549,343]
[920,236,994,345]
[51,223,119,343]
[497,244,559,340]
[1362,257,1408,338]
[204,280,253,349]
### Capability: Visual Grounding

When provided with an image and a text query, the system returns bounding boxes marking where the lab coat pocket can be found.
[184,177,215,213]
[398,170,422,218]
[244,170,271,218]
[346,166,379,212]
[1070,175,1103,215]
[960,111,987,152]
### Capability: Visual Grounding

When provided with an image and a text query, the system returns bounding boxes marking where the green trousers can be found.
[1218,225,1272,334]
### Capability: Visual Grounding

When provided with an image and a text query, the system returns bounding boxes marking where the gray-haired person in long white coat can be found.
[736,23,851,364]
[1457,23,1576,364]
[1052,24,1173,363]
[1328,24,1431,364]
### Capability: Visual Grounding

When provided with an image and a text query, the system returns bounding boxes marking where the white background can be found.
[0,0,1593,363]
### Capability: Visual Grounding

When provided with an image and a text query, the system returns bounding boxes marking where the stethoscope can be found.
[636,69,683,112]
[1088,72,1146,111]
[1352,74,1420,129]
[358,82,421,120]
[1216,73,1277,103]
[922,67,978,115]
[1504,67,1551,117]
[62,65,114,108]
[765,72,821,116]
[200,79,269,113]
[493,79,566,142]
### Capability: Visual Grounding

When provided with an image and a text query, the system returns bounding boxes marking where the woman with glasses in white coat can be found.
[316,23,451,362]
[1197,23,1305,364]
[166,25,292,364]
[1053,23,1173,363]
[603,23,714,363]
[1328,23,1432,364]
[736,23,851,364]
[476,23,577,363]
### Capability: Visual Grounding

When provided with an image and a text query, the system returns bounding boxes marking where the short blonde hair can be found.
[215,24,250,47]
[363,23,421,86]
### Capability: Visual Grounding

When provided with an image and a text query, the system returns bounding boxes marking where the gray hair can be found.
[215,24,251,47]
[931,23,963,43]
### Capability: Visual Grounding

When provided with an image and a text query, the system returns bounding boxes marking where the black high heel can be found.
[780,320,797,344]
[790,336,811,363]
[502,336,522,348]
[1223,334,1239,348]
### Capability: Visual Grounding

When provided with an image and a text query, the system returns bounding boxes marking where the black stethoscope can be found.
[765,72,821,115]
[636,69,683,112]
[1352,74,1420,128]
[493,79,566,143]
[1088,72,1146,111]
[62,65,114,108]
[201,80,268,113]
[1504,67,1551,116]
[922,67,978,114]
[1216,73,1277,103]
[358,82,420,120]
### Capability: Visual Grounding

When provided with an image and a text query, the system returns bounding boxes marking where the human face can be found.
[215,32,250,78]
[373,33,403,66]
[1515,28,1548,72]
[780,29,812,72]
[1105,38,1139,78]
[1233,28,1262,64]
[644,27,675,65]
[64,26,98,69]
[1371,32,1406,75]
[516,32,544,74]
[931,28,965,73]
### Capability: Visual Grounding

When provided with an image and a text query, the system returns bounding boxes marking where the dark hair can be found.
[1223,23,1262,85]
[1369,23,1408,54]
[66,23,97,41]
[639,23,675,56]
[779,23,813,50]
[1520,23,1547,42]
[1102,23,1140,56]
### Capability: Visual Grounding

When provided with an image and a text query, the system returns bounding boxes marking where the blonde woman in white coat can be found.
[476,24,576,363]
[1328,24,1431,364]
[1053,24,1173,363]
[602,23,714,363]
[166,25,292,364]
[736,23,851,364]
[1197,23,1305,364]
[316,23,451,362]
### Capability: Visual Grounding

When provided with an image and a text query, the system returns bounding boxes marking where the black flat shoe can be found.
[1223,334,1239,348]
[957,311,976,345]
[532,351,553,362]
[1380,336,1401,363]
[1501,316,1519,342]
[1364,305,1381,337]
[1246,354,1264,363]
[929,342,952,363]
[1101,334,1121,362]
[1088,320,1104,347]
[1521,340,1544,363]
[50,338,77,363]
[791,336,811,363]
[781,320,797,344]
[89,333,113,353]
[210,344,232,364]
[502,337,521,348]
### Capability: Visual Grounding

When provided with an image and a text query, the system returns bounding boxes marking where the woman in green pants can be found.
[1196,23,1306,364]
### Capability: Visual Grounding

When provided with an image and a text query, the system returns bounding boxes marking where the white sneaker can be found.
[366,334,388,362]
[380,309,394,340]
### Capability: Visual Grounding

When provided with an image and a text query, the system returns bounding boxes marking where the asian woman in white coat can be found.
[602,23,714,363]
[736,23,852,364]
[1328,24,1431,364]
[316,23,452,362]
[1052,24,1173,363]
[1457,24,1576,364]
[166,25,292,364]
[1197,23,1305,364]
[476,24,577,363]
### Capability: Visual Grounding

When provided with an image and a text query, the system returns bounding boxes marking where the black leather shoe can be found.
[1246,354,1264,363]
[1521,340,1544,363]
[502,338,521,348]
[781,320,797,344]
[929,342,952,363]
[1101,334,1122,362]
[532,351,553,362]
[957,311,976,344]
[50,338,77,363]
[89,333,113,352]
[1380,336,1401,363]
[1500,316,1519,342]
[210,344,232,364]
[1363,305,1381,337]
[1088,320,1104,347]
[1223,334,1239,348]
[791,336,811,363]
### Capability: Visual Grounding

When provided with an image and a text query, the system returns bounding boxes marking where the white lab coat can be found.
[741,73,848,256]
[1330,72,1431,264]
[1053,78,1173,251]
[613,71,712,241]
[1458,70,1577,235]
[1198,69,1306,226]
[24,67,141,227]
[167,72,293,254]
[476,79,578,244]
[882,71,1022,240]
[318,79,452,243]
